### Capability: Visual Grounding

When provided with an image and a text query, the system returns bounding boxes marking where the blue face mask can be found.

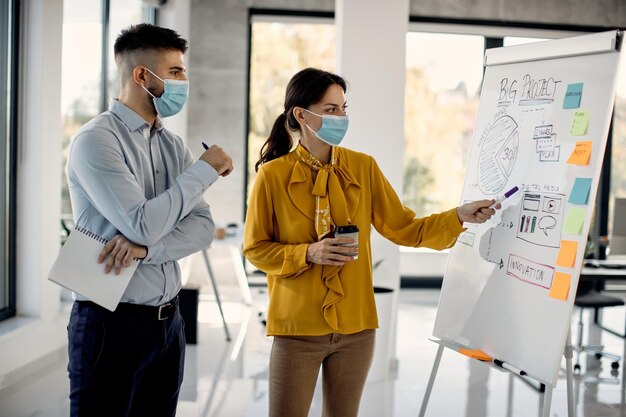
[304,108,349,146]
[142,68,189,118]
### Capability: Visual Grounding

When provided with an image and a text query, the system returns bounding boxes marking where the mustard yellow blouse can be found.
[243,146,465,336]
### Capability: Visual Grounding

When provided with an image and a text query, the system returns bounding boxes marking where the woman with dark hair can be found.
[243,67,497,417]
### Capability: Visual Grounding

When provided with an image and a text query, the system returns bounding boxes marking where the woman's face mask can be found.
[141,68,189,118]
[303,108,349,146]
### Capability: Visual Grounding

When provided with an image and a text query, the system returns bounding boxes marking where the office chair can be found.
[573,278,623,375]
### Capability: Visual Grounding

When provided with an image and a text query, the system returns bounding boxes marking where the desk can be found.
[581,263,626,289]
[581,262,626,279]
[579,262,626,339]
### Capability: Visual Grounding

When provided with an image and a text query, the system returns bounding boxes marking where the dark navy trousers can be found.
[67,298,185,417]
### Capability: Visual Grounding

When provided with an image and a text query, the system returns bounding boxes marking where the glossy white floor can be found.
[2,283,626,417]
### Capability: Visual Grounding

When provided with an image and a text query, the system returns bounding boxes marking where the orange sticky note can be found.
[556,240,578,268]
[549,272,571,301]
[567,141,592,165]
[458,348,492,361]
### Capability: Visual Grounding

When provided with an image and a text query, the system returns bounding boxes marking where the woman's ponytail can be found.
[255,112,293,172]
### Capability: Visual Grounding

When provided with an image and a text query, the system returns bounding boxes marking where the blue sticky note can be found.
[563,83,583,109]
[569,178,592,204]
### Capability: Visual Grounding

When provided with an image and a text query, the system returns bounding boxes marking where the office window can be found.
[61,0,154,227]
[404,32,484,217]
[61,0,102,223]
[247,18,335,191]
[0,0,18,320]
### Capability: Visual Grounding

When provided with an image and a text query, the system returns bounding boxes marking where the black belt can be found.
[77,296,179,321]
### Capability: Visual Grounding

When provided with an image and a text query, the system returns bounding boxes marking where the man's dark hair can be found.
[114,24,188,84]
[114,23,188,57]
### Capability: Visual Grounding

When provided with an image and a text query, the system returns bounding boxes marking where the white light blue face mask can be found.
[304,108,349,146]
[141,68,189,118]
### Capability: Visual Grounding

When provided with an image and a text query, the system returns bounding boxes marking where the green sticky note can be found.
[563,83,583,109]
[563,207,586,235]
[569,178,592,205]
[570,110,589,136]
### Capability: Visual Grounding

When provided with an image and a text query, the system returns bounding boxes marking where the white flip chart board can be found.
[433,30,623,385]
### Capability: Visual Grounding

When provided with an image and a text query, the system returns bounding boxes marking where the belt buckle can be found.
[158,303,171,320]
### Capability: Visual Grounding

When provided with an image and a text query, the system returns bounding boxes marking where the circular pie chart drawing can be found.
[478,115,520,194]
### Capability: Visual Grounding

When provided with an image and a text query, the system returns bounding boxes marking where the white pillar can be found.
[336,0,408,291]
[336,0,409,382]
[18,0,64,318]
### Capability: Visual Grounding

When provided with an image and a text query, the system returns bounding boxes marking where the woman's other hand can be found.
[306,238,358,266]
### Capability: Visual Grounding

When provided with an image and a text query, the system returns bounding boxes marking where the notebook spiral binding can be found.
[75,226,108,245]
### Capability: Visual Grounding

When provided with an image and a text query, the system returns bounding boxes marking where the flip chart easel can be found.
[421,30,623,416]
[418,331,576,417]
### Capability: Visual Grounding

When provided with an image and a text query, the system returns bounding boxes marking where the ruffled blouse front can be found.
[243,145,464,336]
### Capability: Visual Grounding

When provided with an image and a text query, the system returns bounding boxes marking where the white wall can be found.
[0,0,68,388]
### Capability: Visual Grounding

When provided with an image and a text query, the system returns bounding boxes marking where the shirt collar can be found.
[109,99,164,133]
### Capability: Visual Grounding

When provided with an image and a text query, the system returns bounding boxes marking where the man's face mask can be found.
[141,68,189,118]
[303,108,349,146]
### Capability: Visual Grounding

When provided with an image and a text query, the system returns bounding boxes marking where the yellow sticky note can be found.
[570,110,590,136]
[567,141,592,165]
[556,240,578,268]
[549,272,571,301]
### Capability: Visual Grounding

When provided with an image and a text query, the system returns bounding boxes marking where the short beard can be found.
[146,83,160,115]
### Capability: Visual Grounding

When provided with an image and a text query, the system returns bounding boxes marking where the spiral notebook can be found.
[48,227,140,311]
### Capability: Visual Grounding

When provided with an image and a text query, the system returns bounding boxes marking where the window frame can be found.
[0,0,20,321]
[244,8,335,220]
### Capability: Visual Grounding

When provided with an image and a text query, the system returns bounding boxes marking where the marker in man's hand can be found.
[490,186,519,209]
[202,142,209,150]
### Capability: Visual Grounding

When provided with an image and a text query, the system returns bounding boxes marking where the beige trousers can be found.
[269,329,376,417]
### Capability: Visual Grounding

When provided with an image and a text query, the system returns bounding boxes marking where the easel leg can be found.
[202,249,232,342]
[541,383,553,417]
[418,344,444,417]
[229,245,253,306]
[506,373,514,417]
[565,328,576,417]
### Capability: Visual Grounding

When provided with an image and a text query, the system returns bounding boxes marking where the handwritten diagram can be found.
[506,254,555,289]
[478,115,520,194]
[534,124,560,162]
[516,192,565,248]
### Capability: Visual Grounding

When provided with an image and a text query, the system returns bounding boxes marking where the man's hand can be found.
[306,238,358,266]
[98,235,147,275]
[200,145,233,177]
[456,199,499,224]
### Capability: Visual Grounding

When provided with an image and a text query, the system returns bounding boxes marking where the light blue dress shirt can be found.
[66,100,219,306]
